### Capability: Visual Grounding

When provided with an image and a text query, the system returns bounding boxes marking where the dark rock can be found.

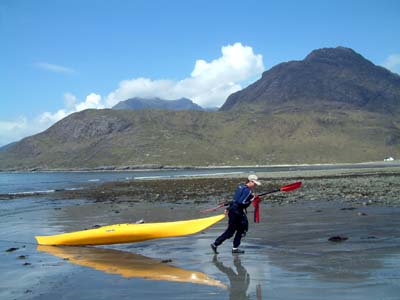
[161,259,173,263]
[340,207,357,210]
[6,247,19,252]
[328,235,348,242]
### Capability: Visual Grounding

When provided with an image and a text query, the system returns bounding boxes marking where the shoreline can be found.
[2,166,399,207]
[1,160,399,173]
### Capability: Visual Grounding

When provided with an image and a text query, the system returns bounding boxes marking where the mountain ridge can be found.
[112,97,209,111]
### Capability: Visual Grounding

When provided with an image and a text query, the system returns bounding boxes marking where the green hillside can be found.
[0,108,398,170]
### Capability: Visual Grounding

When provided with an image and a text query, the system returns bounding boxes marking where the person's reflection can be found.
[213,255,252,300]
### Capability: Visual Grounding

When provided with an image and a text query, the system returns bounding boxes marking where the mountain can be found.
[220,47,400,114]
[112,97,206,111]
[0,142,17,152]
[0,108,398,170]
[1,46,399,170]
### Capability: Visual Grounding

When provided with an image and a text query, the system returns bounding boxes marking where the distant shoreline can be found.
[1,160,399,173]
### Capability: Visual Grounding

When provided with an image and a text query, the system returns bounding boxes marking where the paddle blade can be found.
[280,181,302,192]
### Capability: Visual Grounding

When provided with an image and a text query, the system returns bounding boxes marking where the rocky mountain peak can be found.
[305,46,365,63]
[220,46,400,113]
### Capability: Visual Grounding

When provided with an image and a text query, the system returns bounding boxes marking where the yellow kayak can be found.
[38,245,226,288]
[36,214,225,246]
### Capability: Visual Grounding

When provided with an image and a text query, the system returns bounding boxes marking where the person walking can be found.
[211,174,261,254]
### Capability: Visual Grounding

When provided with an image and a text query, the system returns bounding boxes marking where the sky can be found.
[1,0,400,146]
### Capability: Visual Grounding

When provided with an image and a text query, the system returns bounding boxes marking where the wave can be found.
[133,171,244,180]
[7,189,56,196]
[5,187,83,197]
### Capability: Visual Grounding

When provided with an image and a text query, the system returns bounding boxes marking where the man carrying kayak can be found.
[211,174,261,254]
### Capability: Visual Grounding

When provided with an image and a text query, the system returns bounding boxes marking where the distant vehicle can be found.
[384,157,395,162]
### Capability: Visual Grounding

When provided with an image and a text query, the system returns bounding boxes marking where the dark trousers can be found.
[214,210,248,248]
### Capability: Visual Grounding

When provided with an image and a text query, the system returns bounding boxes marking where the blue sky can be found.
[1,0,400,146]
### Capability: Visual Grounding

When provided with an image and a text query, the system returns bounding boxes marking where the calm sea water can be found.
[0,169,243,195]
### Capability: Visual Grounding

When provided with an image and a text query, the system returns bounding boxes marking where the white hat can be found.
[248,174,261,186]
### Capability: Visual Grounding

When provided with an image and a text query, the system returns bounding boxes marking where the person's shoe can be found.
[210,243,219,254]
[232,248,245,254]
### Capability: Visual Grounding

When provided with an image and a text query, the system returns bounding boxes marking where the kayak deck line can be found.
[35,214,225,246]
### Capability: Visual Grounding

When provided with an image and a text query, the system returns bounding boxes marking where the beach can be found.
[1,166,400,299]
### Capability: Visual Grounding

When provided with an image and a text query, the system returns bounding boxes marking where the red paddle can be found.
[258,181,302,196]
[200,181,302,213]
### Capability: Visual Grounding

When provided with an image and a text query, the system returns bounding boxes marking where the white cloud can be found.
[382,54,400,74]
[76,93,104,111]
[34,62,76,74]
[0,117,41,146]
[37,93,104,126]
[0,93,104,146]
[106,42,265,107]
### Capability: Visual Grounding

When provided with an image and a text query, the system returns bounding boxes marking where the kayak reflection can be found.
[38,245,226,288]
[213,255,262,300]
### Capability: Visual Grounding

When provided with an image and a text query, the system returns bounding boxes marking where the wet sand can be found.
[1,167,400,299]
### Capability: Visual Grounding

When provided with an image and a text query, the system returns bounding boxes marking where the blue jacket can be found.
[228,184,254,214]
